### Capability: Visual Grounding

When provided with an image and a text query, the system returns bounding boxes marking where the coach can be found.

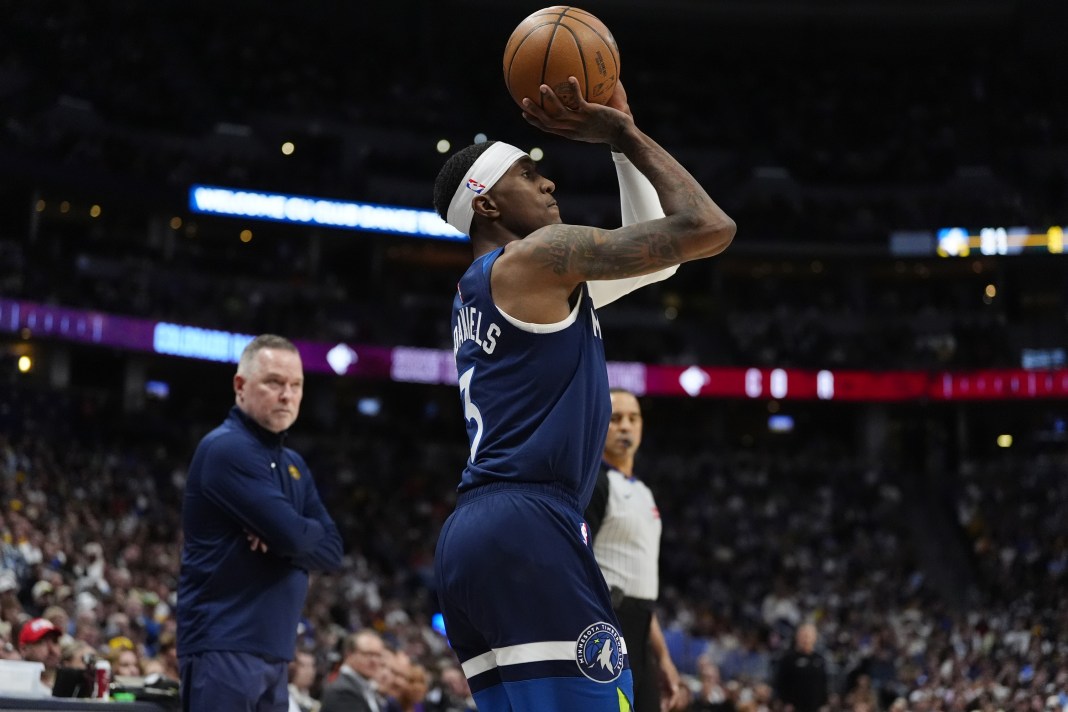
[177,334,343,712]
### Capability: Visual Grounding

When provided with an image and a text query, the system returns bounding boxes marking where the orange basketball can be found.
[503,6,620,109]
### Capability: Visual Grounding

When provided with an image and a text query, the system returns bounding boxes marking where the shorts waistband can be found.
[455,480,580,511]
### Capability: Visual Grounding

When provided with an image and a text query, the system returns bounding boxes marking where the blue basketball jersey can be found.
[451,247,611,508]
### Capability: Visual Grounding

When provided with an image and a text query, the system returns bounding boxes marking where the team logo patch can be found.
[575,622,624,683]
[288,464,301,480]
[465,178,487,194]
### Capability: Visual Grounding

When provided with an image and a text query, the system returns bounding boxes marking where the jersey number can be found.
[458,366,483,462]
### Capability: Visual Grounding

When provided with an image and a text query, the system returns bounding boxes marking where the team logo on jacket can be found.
[576,622,624,683]
[288,464,301,480]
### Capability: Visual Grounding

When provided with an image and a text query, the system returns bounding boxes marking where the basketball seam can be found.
[505,23,557,106]
[553,23,591,101]
[557,8,619,101]
[558,12,620,83]
[538,10,570,108]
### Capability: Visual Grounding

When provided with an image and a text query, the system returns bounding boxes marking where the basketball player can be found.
[585,388,686,712]
[432,77,735,712]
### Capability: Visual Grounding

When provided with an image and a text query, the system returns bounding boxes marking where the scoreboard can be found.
[892,225,1066,257]
[936,226,1065,257]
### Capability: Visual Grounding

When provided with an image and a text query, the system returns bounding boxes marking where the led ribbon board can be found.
[189,185,467,241]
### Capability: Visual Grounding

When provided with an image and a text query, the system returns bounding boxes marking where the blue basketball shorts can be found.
[434,481,634,712]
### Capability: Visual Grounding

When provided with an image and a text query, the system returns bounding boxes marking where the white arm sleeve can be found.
[587,152,679,309]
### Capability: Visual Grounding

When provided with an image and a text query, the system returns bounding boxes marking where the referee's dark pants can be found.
[615,593,657,712]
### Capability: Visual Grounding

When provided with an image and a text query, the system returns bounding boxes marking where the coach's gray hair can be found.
[237,334,298,375]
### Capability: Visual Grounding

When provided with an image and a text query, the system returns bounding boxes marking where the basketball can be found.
[503,6,620,109]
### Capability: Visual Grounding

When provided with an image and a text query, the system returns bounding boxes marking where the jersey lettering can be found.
[453,306,500,355]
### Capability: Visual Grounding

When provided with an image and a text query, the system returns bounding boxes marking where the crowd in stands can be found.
[0,369,1065,710]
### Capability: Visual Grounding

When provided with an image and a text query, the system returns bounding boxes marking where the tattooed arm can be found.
[492,78,735,323]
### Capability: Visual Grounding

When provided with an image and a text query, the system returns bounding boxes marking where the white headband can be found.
[446,142,529,234]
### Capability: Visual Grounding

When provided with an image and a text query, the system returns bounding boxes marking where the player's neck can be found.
[471,225,521,259]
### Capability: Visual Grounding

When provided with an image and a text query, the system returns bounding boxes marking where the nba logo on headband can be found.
[446,142,528,235]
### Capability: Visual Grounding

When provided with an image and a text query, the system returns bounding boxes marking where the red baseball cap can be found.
[18,618,61,646]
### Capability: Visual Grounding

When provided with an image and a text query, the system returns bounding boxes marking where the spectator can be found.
[320,630,387,712]
[59,639,97,670]
[29,580,56,617]
[111,645,143,677]
[773,623,829,712]
[0,571,24,628]
[17,617,63,690]
[288,649,321,712]
[690,654,734,712]
[151,630,180,682]
[424,663,476,712]
[397,662,429,712]
[41,605,71,642]
[375,647,398,711]
[381,650,418,712]
[721,629,772,686]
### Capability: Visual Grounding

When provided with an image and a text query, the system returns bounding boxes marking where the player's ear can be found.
[472,195,499,220]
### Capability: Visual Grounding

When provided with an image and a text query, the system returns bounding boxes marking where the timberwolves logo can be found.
[575,622,624,683]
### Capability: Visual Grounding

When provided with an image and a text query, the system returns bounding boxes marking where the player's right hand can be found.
[521,76,633,146]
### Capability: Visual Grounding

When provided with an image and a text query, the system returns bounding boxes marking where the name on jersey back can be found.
[453,306,500,355]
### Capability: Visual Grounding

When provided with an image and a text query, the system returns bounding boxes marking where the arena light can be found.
[188,184,467,241]
[145,380,170,399]
[768,414,795,433]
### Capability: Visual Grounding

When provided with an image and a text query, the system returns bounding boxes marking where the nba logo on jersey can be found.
[465,178,487,194]
[580,521,589,546]
[575,622,624,683]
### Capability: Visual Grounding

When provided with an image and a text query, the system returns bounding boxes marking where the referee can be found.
[585,388,686,712]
